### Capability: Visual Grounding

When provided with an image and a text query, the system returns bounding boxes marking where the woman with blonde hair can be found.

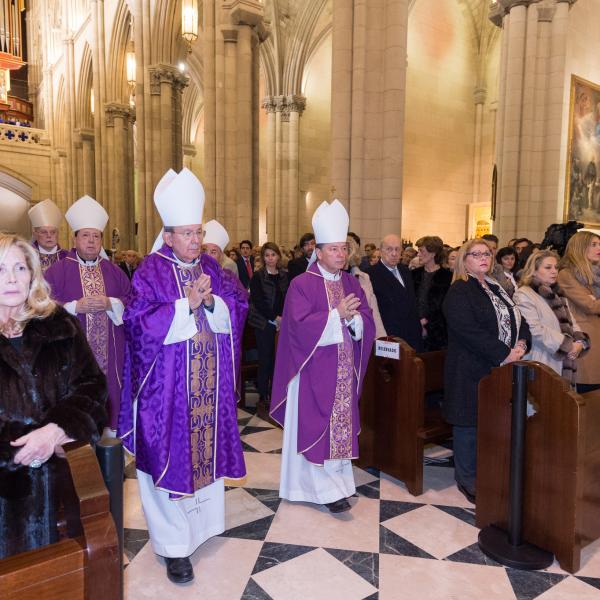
[514,250,589,386]
[347,236,386,338]
[442,238,530,503]
[0,234,107,559]
[557,231,600,393]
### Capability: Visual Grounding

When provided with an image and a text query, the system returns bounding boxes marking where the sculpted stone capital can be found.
[473,87,487,105]
[104,102,131,126]
[148,64,190,95]
[224,0,264,27]
[261,96,277,113]
[286,94,306,115]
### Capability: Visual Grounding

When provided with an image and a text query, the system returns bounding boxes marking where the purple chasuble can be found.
[32,241,68,273]
[117,245,248,498]
[270,263,376,464]
[45,250,131,429]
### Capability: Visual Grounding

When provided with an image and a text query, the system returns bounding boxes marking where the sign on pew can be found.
[375,339,400,360]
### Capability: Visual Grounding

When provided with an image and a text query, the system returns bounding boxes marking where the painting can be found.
[565,75,600,225]
[467,202,492,240]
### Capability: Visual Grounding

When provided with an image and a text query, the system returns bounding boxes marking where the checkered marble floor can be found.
[123,394,600,600]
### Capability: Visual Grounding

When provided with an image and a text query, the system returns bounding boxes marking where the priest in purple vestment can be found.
[270,199,376,514]
[28,199,68,273]
[45,195,130,432]
[117,168,248,585]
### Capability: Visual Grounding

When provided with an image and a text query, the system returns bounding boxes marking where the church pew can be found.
[358,338,451,496]
[0,442,122,599]
[476,362,600,573]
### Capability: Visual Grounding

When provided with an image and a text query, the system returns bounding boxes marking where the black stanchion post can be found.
[478,362,553,570]
[96,437,125,597]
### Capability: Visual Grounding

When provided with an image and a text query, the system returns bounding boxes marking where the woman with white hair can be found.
[0,233,107,559]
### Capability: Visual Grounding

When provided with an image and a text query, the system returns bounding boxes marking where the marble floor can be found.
[123,395,600,600]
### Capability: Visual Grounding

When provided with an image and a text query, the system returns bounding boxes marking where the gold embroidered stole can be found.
[179,266,218,492]
[79,263,109,374]
[39,252,60,273]
[324,278,354,460]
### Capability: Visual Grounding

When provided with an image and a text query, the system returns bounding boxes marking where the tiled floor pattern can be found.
[123,395,600,599]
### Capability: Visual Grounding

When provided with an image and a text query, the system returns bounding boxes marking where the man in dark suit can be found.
[367,234,423,351]
[236,239,255,288]
[287,233,315,281]
[118,249,138,280]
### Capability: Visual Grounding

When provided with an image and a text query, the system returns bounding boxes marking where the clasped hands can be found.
[10,423,73,467]
[188,273,214,311]
[76,295,112,314]
[503,340,527,364]
[337,293,361,321]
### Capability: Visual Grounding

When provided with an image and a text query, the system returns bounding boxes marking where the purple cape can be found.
[270,263,376,464]
[117,245,248,497]
[45,250,130,429]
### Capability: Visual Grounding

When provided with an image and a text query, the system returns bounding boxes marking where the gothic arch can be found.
[107,0,133,103]
[77,43,94,128]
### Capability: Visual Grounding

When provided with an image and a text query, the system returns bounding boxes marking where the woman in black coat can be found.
[248,242,289,418]
[0,235,107,559]
[442,239,530,504]
[412,236,453,350]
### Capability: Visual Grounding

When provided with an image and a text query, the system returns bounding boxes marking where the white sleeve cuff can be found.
[346,314,363,341]
[64,300,78,316]
[317,309,343,346]
[163,297,198,345]
[106,297,125,326]
[204,295,231,334]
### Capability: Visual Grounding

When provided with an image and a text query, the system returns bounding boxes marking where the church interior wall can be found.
[401,0,479,247]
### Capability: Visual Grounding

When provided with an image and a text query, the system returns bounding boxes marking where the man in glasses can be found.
[118,168,248,585]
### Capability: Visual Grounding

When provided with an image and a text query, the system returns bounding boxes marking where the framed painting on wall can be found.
[564,75,600,226]
[467,202,492,240]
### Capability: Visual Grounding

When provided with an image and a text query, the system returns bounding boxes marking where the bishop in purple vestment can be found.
[117,167,247,584]
[271,200,376,513]
[28,199,68,273]
[45,196,130,431]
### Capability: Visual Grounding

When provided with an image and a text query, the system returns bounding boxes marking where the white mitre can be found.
[151,168,206,253]
[28,199,63,229]
[65,195,109,232]
[203,219,229,251]
[312,199,349,244]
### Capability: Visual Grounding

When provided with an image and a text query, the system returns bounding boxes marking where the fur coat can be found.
[0,307,107,559]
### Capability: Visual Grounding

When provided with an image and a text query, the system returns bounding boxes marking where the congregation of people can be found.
[1,168,600,585]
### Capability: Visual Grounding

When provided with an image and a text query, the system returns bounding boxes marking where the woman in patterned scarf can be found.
[441,238,531,504]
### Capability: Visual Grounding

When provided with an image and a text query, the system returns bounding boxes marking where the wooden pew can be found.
[358,338,451,496]
[0,442,121,599]
[476,362,600,573]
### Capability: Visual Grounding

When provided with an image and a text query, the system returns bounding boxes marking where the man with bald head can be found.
[367,234,422,351]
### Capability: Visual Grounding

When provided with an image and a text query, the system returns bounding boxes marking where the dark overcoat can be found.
[0,307,107,559]
[442,277,530,427]
[412,266,453,351]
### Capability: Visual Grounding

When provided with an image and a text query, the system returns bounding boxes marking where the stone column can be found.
[90,0,105,207]
[330,0,409,241]
[491,0,577,242]
[203,0,217,219]
[262,97,277,241]
[472,87,487,204]
[64,34,78,204]
[287,95,305,247]
[105,103,133,248]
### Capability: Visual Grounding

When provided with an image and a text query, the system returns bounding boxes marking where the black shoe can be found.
[324,498,352,513]
[165,556,194,584]
[456,483,476,504]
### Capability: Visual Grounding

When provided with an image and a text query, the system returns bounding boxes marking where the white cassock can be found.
[138,292,232,558]
[279,264,364,504]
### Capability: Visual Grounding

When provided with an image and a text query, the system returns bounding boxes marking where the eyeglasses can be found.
[466,251,492,259]
[172,229,203,240]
